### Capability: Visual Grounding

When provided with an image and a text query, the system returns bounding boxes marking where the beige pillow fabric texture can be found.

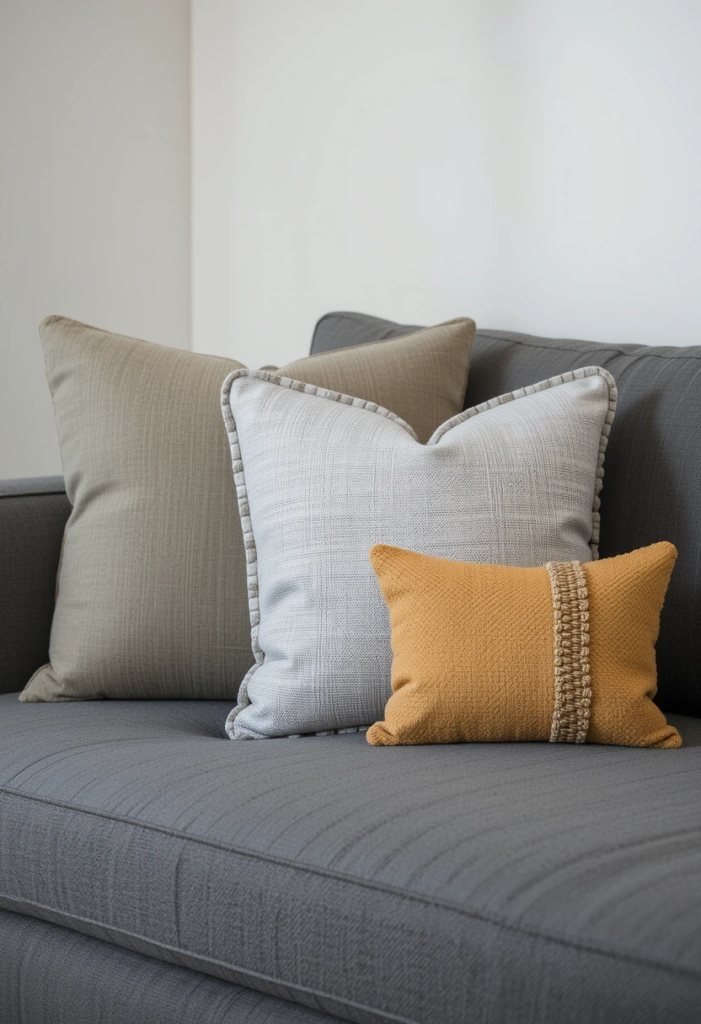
[21,315,474,702]
[279,322,472,445]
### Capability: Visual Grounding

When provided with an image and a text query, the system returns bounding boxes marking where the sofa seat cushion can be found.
[0,910,341,1024]
[0,695,700,1024]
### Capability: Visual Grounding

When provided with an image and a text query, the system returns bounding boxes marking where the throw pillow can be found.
[221,365,616,739]
[21,315,474,702]
[367,542,681,748]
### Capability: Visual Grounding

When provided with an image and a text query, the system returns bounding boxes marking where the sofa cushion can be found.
[312,312,701,717]
[0,910,340,1024]
[1,695,699,1024]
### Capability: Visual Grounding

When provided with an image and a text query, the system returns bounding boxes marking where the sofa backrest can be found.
[312,312,701,717]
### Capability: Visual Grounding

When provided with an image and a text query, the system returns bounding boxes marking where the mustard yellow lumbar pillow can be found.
[367,542,681,749]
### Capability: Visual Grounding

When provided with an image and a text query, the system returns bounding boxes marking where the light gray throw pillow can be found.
[221,367,617,739]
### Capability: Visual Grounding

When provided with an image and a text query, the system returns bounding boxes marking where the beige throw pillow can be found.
[21,315,474,701]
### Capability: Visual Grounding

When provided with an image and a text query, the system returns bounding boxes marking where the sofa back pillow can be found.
[312,312,701,718]
[21,315,474,701]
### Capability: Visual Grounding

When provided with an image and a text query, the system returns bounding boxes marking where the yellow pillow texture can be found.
[368,542,681,749]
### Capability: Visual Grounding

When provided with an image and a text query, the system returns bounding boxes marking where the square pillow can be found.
[367,542,681,748]
[221,365,616,739]
[21,315,474,702]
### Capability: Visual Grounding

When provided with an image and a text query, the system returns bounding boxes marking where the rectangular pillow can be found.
[221,365,616,738]
[21,315,474,701]
[368,542,681,748]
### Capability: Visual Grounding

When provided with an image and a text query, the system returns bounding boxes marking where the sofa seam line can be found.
[476,332,701,361]
[3,785,700,983]
[311,317,701,360]
[0,896,415,1024]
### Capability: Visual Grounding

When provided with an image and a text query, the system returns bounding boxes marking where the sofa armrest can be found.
[0,478,70,695]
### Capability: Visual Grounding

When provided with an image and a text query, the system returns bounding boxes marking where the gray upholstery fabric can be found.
[0,476,66,498]
[313,313,701,717]
[1,695,699,1024]
[0,911,340,1024]
[0,478,69,695]
[311,312,423,354]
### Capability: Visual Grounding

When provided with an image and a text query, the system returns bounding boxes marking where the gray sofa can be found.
[1,313,700,1024]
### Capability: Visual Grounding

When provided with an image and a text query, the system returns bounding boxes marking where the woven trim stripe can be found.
[546,560,592,744]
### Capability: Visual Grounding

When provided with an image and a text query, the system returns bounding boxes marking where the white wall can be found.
[192,0,701,367]
[4,2,699,477]
[486,0,701,346]
[0,0,191,479]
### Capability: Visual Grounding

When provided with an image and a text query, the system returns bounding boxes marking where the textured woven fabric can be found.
[1,695,700,1024]
[222,367,616,739]
[312,311,701,717]
[367,543,680,748]
[0,911,340,1024]
[310,311,423,355]
[279,319,473,444]
[0,478,70,695]
[21,315,472,702]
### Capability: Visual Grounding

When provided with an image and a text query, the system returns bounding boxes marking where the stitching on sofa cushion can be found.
[2,786,699,983]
